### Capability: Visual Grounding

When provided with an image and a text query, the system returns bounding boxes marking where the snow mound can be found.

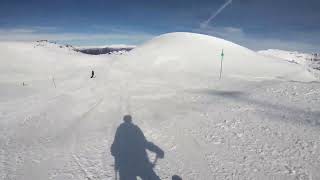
[125,32,315,81]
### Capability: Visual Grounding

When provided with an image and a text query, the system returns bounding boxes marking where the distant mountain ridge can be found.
[258,49,313,64]
[258,49,320,78]
[75,46,135,55]
[34,40,135,55]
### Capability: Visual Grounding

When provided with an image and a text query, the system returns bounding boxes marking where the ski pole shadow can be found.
[110,115,164,180]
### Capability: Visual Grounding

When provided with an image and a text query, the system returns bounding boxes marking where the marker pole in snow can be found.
[115,169,118,180]
[219,49,224,80]
[52,77,56,88]
[111,164,118,180]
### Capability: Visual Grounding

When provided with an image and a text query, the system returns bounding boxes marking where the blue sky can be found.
[0,0,319,52]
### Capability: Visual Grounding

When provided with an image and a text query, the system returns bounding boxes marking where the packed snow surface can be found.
[0,32,319,180]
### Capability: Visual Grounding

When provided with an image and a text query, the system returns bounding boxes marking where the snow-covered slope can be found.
[123,33,315,82]
[258,49,320,80]
[1,32,319,180]
[258,49,313,65]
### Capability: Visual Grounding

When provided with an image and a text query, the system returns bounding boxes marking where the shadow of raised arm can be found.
[145,141,164,159]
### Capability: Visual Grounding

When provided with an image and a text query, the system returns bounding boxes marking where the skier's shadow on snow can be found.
[111,115,164,180]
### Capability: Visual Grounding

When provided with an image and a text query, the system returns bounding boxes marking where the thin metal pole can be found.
[115,168,118,180]
[219,49,224,80]
[52,77,56,88]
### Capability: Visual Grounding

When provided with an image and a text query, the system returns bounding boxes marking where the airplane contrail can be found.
[200,0,233,28]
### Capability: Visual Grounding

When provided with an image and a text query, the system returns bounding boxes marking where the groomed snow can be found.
[0,32,319,180]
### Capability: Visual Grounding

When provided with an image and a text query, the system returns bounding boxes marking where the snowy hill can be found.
[1,32,320,180]
[124,33,315,82]
[258,49,320,79]
[34,40,77,52]
[258,49,312,65]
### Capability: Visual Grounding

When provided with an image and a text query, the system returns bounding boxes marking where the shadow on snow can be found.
[111,115,165,180]
[194,89,320,127]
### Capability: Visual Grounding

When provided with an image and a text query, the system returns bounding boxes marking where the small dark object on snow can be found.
[172,175,182,180]
[90,70,95,78]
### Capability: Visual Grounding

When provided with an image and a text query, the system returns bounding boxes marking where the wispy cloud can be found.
[0,26,58,33]
[0,27,154,45]
[194,25,319,53]
[8,28,37,33]
[195,26,245,40]
[223,27,243,34]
